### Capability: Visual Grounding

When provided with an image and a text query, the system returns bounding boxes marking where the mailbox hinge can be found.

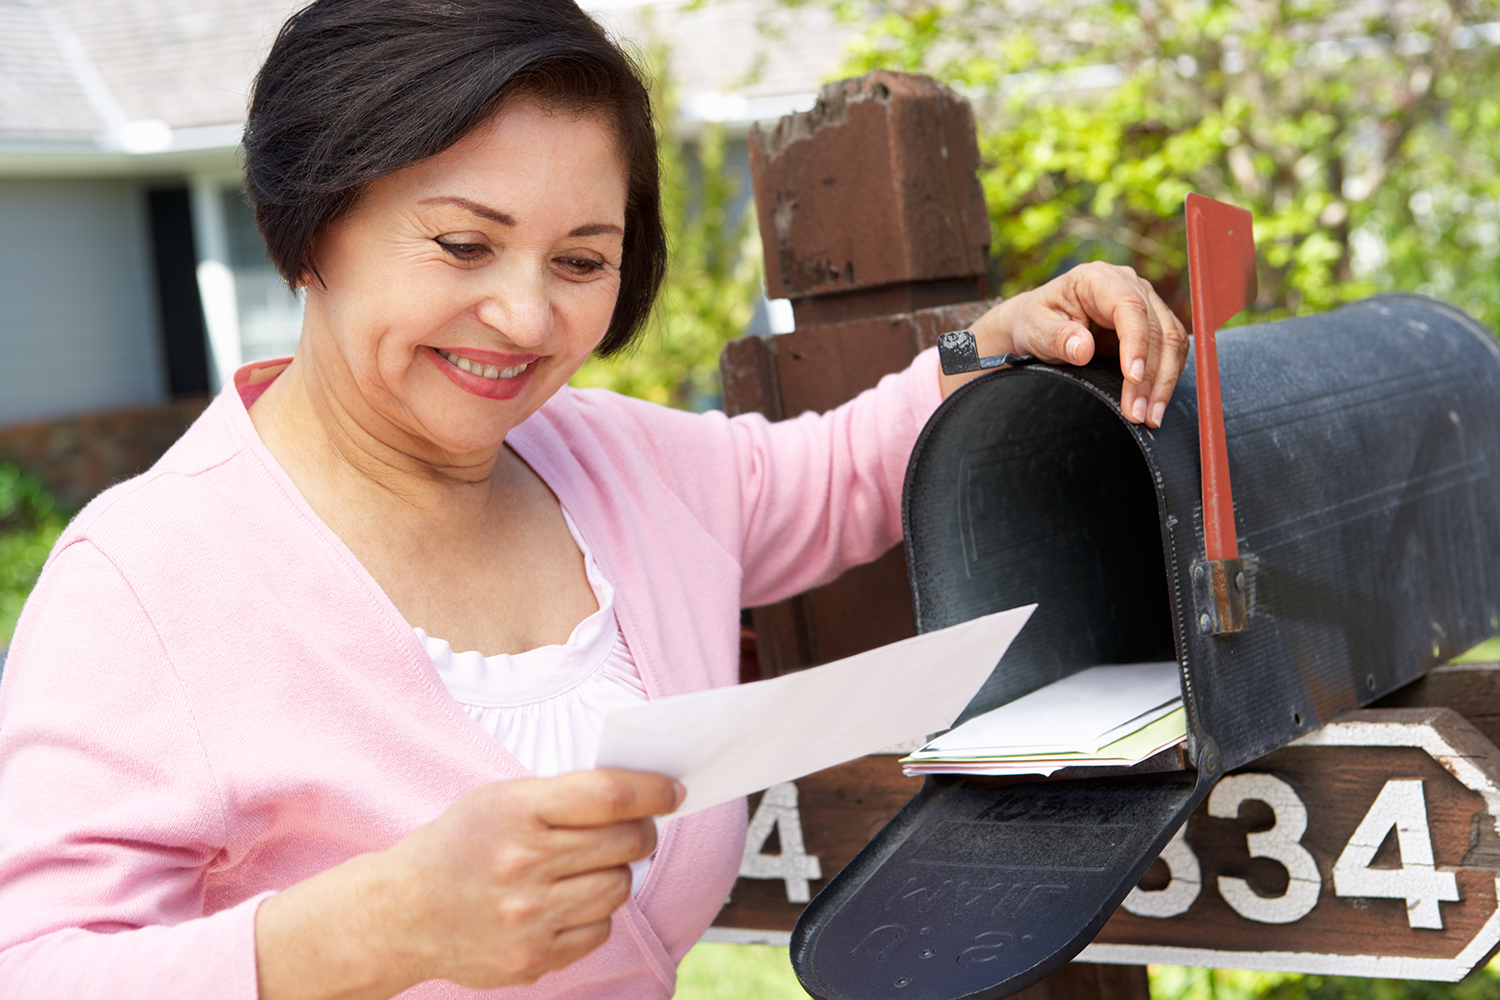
[1193,557,1248,635]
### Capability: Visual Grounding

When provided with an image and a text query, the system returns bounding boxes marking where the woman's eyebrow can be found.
[569,223,624,238]
[418,196,622,239]
[418,195,515,225]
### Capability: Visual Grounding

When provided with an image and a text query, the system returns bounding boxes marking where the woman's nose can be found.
[474,264,552,348]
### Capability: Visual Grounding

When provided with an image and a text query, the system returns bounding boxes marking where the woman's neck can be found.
[243,345,592,655]
[246,347,517,531]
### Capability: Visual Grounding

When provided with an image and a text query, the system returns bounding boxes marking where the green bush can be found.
[787,0,1500,333]
[570,40,763,410]
[0,463,66,648]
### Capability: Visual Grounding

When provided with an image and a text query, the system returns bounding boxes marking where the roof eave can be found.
[0,122,244,179]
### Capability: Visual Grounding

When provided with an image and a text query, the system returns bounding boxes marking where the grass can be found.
[1457,636,1500,663]
[1150,965,1500,1000]
[672,946,1500,999]
[675,943,807,999]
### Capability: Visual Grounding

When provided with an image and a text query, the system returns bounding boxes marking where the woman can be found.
[0,1,1187,997]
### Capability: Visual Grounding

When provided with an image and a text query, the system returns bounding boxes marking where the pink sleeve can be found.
[730,348,943,607]
[0,541,262,999]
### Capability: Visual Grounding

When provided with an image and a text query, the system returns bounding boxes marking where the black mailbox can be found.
[791,293,1500,1000]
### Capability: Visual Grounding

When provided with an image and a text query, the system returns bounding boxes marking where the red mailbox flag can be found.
[1185,193,1257,564]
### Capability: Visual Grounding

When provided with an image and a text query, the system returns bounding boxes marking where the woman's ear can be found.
[291,252,310,290]
[296,257,327,291]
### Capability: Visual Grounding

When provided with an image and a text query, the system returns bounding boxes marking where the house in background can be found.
[0,0,848,451]
[2,0,298,424]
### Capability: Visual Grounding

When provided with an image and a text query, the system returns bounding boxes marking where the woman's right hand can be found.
[255,769,683,1000]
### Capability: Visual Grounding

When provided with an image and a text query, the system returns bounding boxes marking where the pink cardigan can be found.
[0,349,942,998]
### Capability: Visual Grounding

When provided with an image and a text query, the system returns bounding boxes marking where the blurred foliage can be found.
[0,463,66,647]
[1153,964,1500,1000]
[776,0,1500,330]
[671,943,1500,1000]
[571,42,763,409]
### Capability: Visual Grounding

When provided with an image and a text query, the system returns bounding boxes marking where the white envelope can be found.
[595,604,1035,819]
[910,660,1182,758]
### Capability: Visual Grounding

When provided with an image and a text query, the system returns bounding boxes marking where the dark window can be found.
[146,186,211,397]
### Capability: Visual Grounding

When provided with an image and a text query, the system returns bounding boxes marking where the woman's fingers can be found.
[1025,263,1188,427]
[1059,321,1095,365]
[528,768,682,830]
[478,771,671,884]
[1099,268,1161,424]
[944,263,1188,418]
[361,769,681,990]
[521,868,641,979]
[544,865,636,928]
[511,816,658,883]
[1145,286,1190,426]
[547,918,617,974]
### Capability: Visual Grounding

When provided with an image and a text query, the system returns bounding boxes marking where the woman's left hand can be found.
[940,262,1190,428]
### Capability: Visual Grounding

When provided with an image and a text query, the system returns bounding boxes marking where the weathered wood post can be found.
[713,69,1150,1000]
[724,70,992,678]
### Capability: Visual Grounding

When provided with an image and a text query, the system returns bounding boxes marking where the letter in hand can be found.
[254,769,685,1000]
[941,261,1189,429]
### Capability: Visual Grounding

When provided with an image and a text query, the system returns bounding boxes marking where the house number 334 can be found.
[1122,774,1459,928]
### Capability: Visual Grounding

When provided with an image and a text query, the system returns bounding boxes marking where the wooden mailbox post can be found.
[712,65,989,946]
[712,70,1500,996]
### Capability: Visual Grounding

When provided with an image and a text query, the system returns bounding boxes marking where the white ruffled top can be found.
[416,508,657,892]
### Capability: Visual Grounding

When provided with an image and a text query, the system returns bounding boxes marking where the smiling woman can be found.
[256,101,629,464]
[0,1,1190,998]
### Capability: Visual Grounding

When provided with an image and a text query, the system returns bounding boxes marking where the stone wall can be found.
[0,398,211,511]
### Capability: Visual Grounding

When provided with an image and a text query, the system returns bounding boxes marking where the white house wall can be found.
[0,178,166,426]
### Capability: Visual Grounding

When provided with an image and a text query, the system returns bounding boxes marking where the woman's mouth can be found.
[425,346,538,400]
[435,348,530,380]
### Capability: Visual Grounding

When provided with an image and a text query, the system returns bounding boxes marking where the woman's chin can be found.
[390,366,549,455]
[404,401,532,463]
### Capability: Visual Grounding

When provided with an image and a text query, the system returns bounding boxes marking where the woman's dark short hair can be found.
[243,0,665,356]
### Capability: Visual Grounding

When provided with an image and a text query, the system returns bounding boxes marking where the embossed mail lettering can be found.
[884,878,957,913]
[957,931,1017,967]
[850,924,907,961]
[952,881,1009,916]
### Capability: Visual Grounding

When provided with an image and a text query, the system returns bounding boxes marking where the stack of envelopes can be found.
[901,661,1186,777]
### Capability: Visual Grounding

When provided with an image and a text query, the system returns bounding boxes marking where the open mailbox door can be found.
[789,197,1500,999]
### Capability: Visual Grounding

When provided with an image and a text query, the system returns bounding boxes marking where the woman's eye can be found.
[435,238,489,262]
[558,256,607,277]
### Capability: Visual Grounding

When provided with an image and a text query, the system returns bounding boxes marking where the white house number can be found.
[739,782,823,903]
[1122,774,1460,928]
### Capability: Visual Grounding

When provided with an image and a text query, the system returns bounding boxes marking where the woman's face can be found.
[299,98,629,461]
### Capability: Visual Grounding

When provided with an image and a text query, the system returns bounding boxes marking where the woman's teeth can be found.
[436,349,529,380]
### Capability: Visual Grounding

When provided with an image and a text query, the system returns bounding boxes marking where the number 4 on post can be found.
[1333,778,1460,930]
